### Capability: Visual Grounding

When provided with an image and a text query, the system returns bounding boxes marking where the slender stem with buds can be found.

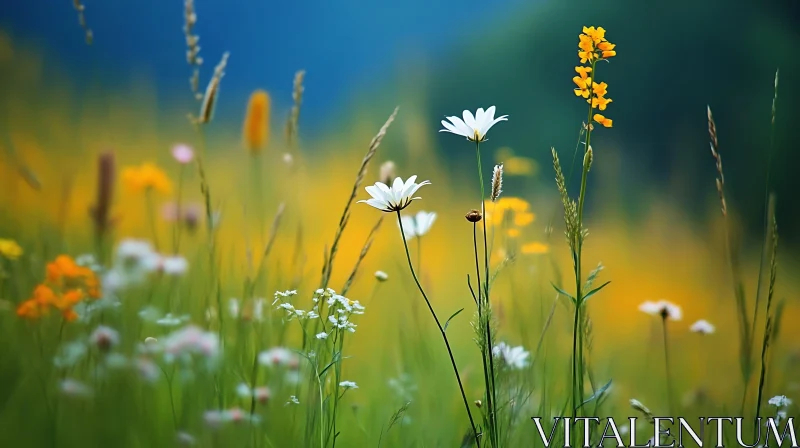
[396,211,479,446]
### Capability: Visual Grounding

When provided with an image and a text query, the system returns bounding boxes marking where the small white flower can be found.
[60,379,93,398]
[439,106,508,142]
[252,298,266,322]
[358,176,431,213]
[375,270,389,282]
[769,395,792,408]
[176,431,196,446]
[236,383,252,398]
[286,395,300,405]
[690,319,715,334]
[228,298,240,318]
[399,211,437,240]
[316,332,328,340]
[339,381,358,389]
[157,313,190,326]
[162,325,220,361]
[492,342,530,370]
[258,347,296,368]
[254,386,271,403]
[161,256,188,276]
[89,325,120,352]
[639,300,682,321]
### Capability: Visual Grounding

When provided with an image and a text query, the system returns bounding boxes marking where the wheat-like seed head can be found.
[707,106,727,216]
[285,70,306,149]
[490,164,503,202]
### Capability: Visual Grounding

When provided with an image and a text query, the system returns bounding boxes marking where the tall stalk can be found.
[396,211,480,446]
[475,140,499,447]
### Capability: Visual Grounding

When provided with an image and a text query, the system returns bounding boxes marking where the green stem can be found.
[173,165,186,254]
[475,140,498,447]
[145,188,160,251]
[397,211,480,446]
[662,317,675,416]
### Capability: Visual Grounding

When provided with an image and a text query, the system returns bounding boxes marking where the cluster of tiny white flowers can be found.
[273,290,320,321]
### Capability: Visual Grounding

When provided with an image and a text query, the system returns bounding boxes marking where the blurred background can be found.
[0,0,799,444]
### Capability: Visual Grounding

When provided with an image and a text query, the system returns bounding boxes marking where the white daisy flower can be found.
[339,381,358,389]
[690,319,715,334]
[439,106,508,142]
[359,176,430,213]
[399,210,437,240]
[639,300,682,321]
[769,395,792,408]
[492,342,530,370]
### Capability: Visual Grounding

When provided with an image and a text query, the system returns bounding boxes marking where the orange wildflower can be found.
[122,163,172,195]
[243,90,271,155]
[46,255,102,298]
[593,114,613,128]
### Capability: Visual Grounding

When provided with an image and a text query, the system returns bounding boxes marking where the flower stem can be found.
[145,188,160,251]
[397,211,480,446]
[475,140,498,447]
[662,317,675,416]
[173,164,186,254]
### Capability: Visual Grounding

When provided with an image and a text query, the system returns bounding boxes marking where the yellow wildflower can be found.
[591,96,612,111]
[0,239,22,260]
[592,82,608,97]
[521,242,549,255]
[504,156,537,176]
[122,163,172,195]
[507,228,520,238]
[583,26,606,44]
[593,114,613,128]
[514,211,535,227]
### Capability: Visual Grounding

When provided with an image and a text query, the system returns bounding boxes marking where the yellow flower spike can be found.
[243,89,271,155]
[0,239,23,260]
[593,114,613,128]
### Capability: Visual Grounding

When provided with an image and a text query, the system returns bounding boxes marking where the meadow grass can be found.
[0,18,797,448]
